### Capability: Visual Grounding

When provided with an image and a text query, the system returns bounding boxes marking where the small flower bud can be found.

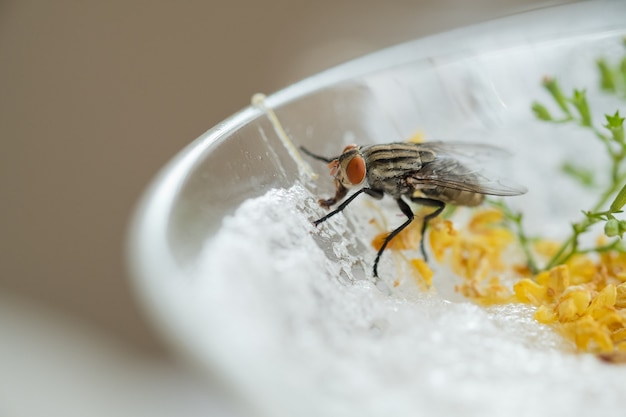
[532,102,553,121]
[605,218,619,237]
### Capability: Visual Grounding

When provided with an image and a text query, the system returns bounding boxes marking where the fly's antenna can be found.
[299,146,335,163]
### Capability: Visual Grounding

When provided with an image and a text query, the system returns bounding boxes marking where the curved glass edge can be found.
[126,0,626,361]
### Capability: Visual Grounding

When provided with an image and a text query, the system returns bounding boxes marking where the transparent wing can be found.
[412,141,513,162]
[408,152,527,196]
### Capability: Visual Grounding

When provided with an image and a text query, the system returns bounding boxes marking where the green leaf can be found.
[605,111,625,129]
[597,59,616,92]
[620,57,626,90]
[561,161,595,188]
[605,111,625,144]
[542,77,571,115]
[610,183,626,212]
[571,89,592,127]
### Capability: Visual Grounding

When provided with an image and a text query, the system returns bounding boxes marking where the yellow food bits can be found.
[513,278,547,306]
[547,265,570,301]
[428,219,457,262]
[429,210,513,282]
[374,202,626,358]
[556,289,590,322]
[407,131,425,143]
[410,259,433,287]
[562,315,614,352]
[371,217,424,251]
[615,282,626,308]
[467,208,504,232]
[535,305,558,324]
[534,240,562,258]
[511,263,626,353]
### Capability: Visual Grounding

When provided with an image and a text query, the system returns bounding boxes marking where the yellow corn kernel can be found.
[478,228,515,249]
[562,316,613,352]
[535,305,558,323]
[595,308,625,330]
[477,277,513,306]
[588,284,617,313]
[598,350,626,363]
[547,265,570,301]
[591,331,614,353]
[615,271,626,282]
[490,277,513,301]
[566,255,597,285]
[429,220,457,262]
[557,289,591,322]
[513,264,534,277]
[534,240,561,258]
[513,278,547,306]
[536,271,550,286]
[612,328,626,343]
[410,258,433,287]
[599,249,626,278]
[407,131,425,143]
[371,218,423,251]
[615,282,626,309]
[557,298,578,322]
[468,209,504,232]
[455,281,479,300]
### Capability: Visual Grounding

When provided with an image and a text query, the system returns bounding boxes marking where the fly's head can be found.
[328,144,367,189]
[315,144,367,209]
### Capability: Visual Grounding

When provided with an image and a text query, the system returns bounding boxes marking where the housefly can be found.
[302,141,527,278]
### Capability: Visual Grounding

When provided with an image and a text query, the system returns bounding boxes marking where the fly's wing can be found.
[408,143,527,196]
[413,141,512,162]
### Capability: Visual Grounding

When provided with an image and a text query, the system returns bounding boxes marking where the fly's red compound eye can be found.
[343,144,358,153]
[345,155,366,185]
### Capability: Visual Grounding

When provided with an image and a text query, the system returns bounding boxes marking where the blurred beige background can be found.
[0,0,574,414]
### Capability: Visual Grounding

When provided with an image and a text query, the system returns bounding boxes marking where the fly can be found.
[301,142,527,278]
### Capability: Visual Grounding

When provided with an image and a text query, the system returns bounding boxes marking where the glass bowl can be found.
[128,3,626,417]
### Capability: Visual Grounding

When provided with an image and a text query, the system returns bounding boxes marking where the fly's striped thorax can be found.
[361,143,430,182]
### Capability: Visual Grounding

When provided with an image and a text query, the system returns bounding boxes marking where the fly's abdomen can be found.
[422,187,485,206]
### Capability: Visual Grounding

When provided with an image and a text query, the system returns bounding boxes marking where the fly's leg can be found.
[372,198,415,278]
[314,188,383,226]
[318,179,348,209]
[299,146,348,209]
[409,197,445,262]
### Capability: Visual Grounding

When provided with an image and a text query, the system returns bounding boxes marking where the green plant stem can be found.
[579,239,623,254]
[516,217,539,274]
[489,200,539,274]
[545,224,587,269]
[545,172,626,269]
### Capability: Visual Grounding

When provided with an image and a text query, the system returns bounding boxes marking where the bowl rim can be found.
[126,0,626,362]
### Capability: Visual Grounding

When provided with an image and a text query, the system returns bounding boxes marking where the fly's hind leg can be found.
[372,198,415,278]
[409,197,445,262]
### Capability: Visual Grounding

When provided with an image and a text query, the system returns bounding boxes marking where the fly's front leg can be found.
[314,188,383,226]
[318,179,348,209]
[410,197,445,262]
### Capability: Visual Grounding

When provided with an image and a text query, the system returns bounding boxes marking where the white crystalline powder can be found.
[195,180,626,417]
[193,39,626,416]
